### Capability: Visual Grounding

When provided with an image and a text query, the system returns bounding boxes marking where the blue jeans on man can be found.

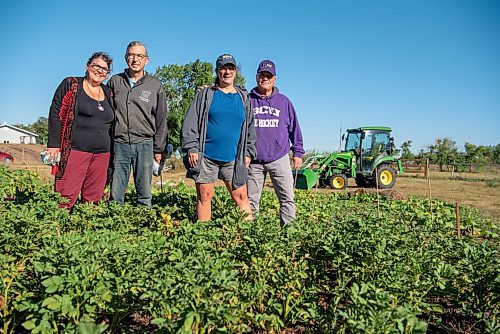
[110,139,154,206]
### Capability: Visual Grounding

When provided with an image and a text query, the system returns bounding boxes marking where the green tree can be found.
[30,117,49,145]
[462,143,499,171]
[464,143,493,165]
[234,71,246,87]
[428,138,459,171]
[155,60,213,148]
[399,140,414,159]
[493,144,500,164]
[154,60,246,148]
[415,149,425,159]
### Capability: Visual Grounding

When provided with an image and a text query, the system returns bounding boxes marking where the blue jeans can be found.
[110,140,154,206]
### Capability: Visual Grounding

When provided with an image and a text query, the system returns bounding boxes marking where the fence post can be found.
[427,159,433,224]
[424,159,429,178]
[375,167,380,218]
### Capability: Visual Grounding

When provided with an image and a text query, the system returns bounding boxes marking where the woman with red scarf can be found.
[45,52,114,209]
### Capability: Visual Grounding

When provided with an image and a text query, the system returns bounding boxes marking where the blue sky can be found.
[0,0,499,153]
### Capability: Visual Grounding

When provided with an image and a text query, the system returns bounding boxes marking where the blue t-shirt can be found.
[205,90,245,162]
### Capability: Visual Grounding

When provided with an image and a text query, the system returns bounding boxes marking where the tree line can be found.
[13,60,499,170]
[399,138,500,171]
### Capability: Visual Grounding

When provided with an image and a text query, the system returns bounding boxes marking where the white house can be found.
[0,123,39,144]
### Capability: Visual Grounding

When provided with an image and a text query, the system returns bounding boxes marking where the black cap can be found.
[216,54,236,69]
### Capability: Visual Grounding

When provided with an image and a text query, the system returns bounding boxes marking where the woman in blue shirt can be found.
[181,54,257,221]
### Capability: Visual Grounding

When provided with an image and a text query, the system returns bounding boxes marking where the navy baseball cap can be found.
[257,60,276,76]
[216,54,236,69]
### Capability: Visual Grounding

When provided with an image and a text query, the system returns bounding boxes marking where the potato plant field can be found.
[0,166,499,334]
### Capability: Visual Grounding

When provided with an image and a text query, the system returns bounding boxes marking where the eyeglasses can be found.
[258,72,274,79]
[90,63,111,74]
[126,53,148,60]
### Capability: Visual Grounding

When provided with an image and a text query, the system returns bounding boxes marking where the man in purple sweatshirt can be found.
[247,60,304,225]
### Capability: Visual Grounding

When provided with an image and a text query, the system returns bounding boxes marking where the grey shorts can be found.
[197,157,234,184]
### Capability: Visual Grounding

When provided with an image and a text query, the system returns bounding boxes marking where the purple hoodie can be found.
[249,87,304,163]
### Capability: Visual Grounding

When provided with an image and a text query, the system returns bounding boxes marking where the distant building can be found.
[0,123,39,144]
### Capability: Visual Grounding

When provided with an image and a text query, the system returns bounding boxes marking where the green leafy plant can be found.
[0,166,498,333]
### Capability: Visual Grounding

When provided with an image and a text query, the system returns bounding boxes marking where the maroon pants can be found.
[55,150,110,209]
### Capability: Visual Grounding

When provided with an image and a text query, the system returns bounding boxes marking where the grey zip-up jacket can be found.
[181,85,257,189]
[107,71,168,153]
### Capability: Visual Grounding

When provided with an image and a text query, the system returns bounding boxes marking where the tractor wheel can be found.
[329,174,348,190]
[376,165,396,189]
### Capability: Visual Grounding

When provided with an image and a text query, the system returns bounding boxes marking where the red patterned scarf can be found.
[53,77,79,178]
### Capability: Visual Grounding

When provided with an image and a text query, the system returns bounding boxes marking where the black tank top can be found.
[71,89,114,153]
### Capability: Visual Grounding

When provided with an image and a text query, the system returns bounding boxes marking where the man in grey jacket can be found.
[108,41,168,206]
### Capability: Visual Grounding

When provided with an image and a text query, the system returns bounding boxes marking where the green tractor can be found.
[293,126,403,190]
